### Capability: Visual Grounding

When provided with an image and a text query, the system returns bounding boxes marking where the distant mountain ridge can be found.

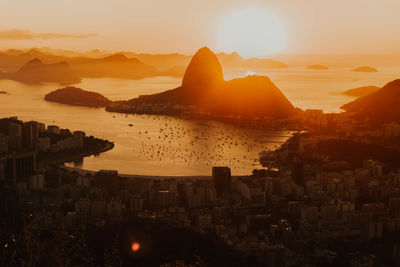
[0,58,81,84]
[70,53,158,79]
[182,47,224,88]
[0,48,289,77]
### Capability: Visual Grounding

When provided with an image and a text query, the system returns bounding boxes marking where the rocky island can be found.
[341,85,380,97]
[351,66,378,72]
[45,86,111,107]
[106,47,299,119]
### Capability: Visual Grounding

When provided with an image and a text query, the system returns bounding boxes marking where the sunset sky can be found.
[1,0,400,57]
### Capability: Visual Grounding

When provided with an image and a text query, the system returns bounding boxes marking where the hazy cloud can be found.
[0,29,97,40]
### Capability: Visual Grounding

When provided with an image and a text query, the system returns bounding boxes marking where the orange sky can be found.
[1,0,400,56]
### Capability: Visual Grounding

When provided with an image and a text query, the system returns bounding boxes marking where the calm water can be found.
[0,66,399,175]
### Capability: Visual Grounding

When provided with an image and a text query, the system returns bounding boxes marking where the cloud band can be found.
[0,29,97,40]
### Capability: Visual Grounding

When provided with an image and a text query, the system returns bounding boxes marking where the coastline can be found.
[43,95,300,131]
[61,164,213,180]
[38,141,115,168]
[105,107,301,131]
[59,131,296,179]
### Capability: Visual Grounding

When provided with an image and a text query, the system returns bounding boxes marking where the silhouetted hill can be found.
[211,75,296,117]
[0,48,290,81]
[71,54,159,79]
[182,47,224,88]
[101,54,130,62]
[217,51,243,67]
[341,79,400,123]
[341,86,380,97]
[87,49,109,58]
[0,50,65,69]
[119,52,191,69]
[107,47,297,119]
[87,218,253,267]
[351,66,378,72]
[307,65,328,70]
[44,87,111,107]
[0,49,164,80]
[0,58,81,84]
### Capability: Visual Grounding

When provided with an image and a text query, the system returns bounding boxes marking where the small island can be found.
[44,86,111,107]
[307,65,329,70]
[341,85,380,97]
[351,66,378,72]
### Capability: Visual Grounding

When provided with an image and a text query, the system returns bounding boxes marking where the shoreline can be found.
[38,141,115,169]
[61,164,214,179]
[105,107,302,131]
[61,165,252,180]
[59,132,296,179]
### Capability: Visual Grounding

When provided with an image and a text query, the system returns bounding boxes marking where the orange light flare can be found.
[131,242,140,252]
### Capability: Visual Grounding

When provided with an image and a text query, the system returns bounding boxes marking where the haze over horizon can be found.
[2,0,400,57]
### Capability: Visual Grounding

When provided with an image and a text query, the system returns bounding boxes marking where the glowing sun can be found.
[216,7,287,58]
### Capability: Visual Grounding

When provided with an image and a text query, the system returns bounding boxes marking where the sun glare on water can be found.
[217,7,287,58]
[245,70,257,76]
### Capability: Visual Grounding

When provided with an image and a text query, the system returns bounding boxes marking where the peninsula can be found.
[106,47,299,119]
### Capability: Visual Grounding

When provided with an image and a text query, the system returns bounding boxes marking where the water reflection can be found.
[1,66,399,175]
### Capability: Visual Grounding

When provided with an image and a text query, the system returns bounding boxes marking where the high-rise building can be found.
[93,170,119,188]
[292,159,304,186]
[5,152,37,184]
[0,156,6,181]
[23,121,39,150]
[8,122,23,151]
[212,166,231,197]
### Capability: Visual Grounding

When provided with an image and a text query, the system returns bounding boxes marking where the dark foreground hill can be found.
[341,79,400,123]
[87,218,256,266]
[45,87,111,107]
